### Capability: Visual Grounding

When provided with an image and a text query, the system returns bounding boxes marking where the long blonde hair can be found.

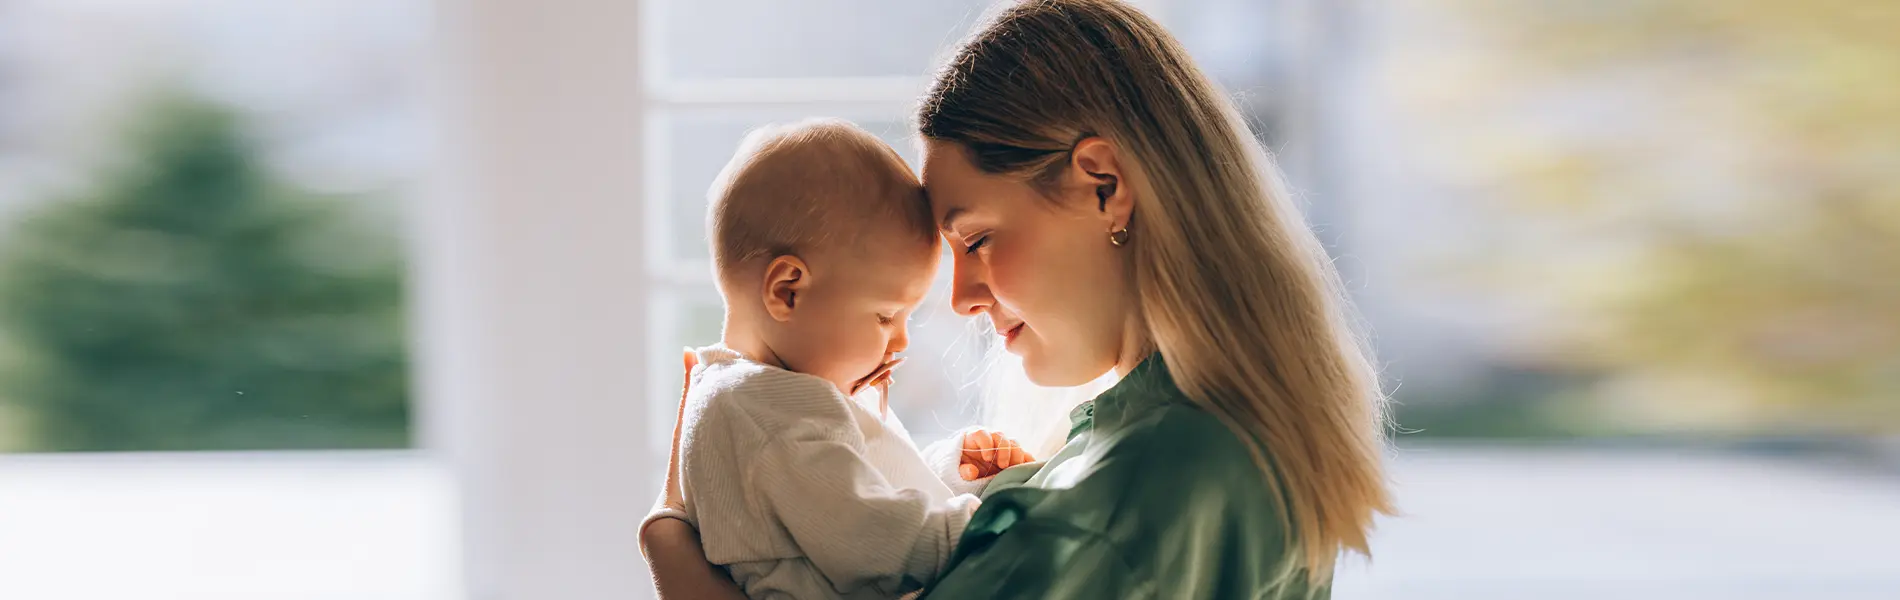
[918,0,1393,577]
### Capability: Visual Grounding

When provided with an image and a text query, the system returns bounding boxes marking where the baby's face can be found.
[775,234,939,395]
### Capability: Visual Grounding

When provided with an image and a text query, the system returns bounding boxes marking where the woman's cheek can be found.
[984,243,1030,311]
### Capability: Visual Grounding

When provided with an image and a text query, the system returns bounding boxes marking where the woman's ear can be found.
[760,255,809,322]
[1070,137,1133,233]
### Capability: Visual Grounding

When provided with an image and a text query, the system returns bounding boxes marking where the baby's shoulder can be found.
[692,360,856,433]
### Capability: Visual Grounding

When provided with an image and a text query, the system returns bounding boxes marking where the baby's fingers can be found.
[963,430,990,455]
[959,463,981,481]
[963,430,1000,471]
[973,431,998,464]
[996,444,1018,469]
[1005,445,1030,469]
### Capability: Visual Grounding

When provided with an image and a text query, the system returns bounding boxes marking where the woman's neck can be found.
[1112,318,1152,377]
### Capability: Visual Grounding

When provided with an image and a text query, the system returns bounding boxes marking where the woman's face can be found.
[921,140,1134,386]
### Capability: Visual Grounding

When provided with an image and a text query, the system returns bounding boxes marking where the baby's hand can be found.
[958,429,1035,481]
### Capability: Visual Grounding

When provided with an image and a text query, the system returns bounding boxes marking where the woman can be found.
[643,1,1393,597]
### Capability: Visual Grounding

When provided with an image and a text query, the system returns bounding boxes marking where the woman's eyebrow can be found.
[938,207,966,232]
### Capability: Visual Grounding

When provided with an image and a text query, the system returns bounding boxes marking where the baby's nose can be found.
[889,327,910,354]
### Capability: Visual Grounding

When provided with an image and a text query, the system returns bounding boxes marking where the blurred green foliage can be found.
[1424,0,1900,434]
[0,91,410,451]
[1394,365,1603,439]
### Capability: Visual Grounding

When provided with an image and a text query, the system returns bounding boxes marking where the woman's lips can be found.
[1002,322,1026,346]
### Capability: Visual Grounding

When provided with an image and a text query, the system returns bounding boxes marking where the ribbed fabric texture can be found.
[670,345,981,599]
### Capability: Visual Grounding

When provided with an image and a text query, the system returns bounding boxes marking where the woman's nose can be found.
[949,257,993,317]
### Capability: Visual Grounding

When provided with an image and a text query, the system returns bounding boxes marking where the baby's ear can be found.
[760,255,809,322]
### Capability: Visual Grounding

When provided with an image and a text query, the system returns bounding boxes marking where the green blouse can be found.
[920,355,1326,600]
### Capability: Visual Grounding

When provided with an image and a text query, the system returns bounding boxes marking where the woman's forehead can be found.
[920,146,981,226]
[933,203,968,232]
[921,177,967,229]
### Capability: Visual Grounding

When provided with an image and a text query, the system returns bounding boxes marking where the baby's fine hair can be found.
[706,118,935,286]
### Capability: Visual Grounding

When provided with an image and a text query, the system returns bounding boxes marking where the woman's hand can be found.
[640,349,745,600]
[658,350,696,515]
[643,518,745,600]
[958,428,1035,481]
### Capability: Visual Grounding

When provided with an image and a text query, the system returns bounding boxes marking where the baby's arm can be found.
[752,436,979,596]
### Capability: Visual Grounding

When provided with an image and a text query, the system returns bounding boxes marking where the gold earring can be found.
[1109,227,1130,247]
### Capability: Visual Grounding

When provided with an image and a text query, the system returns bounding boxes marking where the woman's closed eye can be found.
[963,235,990,255]
[877,313,895,325]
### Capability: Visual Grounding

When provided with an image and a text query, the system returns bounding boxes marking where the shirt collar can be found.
[1066,352,1180,440]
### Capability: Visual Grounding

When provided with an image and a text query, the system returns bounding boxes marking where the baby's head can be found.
[708,119,939,393]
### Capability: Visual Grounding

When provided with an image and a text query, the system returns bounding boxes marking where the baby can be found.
[667,119,1031,599]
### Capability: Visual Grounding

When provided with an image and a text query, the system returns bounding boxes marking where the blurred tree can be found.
[0,91,410,451]
[1419,0,1899,432]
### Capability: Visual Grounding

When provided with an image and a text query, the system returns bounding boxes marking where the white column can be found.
[419,1,653,599]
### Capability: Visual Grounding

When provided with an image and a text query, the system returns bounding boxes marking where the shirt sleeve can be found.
[751,436,980,596]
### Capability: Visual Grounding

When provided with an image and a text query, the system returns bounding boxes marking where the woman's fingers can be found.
[958,463,981,481]
[664,349,699,510]
[646,351,743,600]
[987,431,1006,464]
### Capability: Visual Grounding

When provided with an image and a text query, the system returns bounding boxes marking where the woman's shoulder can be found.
[1082,357,1274,490]
[1096,400,1281,506]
